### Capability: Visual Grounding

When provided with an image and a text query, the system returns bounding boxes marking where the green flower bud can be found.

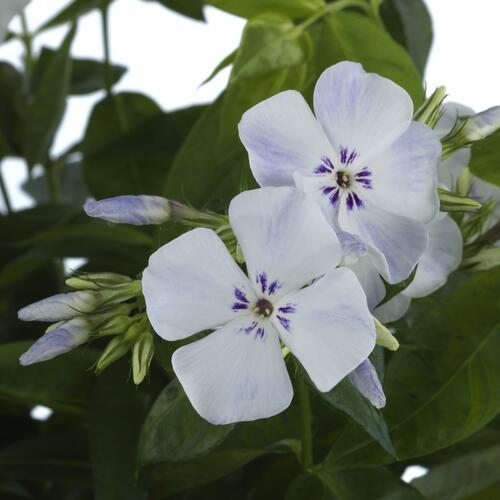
[438,188,482,213]
[132,330,154,385]
[66,272,132,290]
[374,317,399,351]
[414,86,447,128]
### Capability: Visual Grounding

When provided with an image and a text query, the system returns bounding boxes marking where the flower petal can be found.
[229,187,341,297]
[349,359,386,409]
[313,61,413,160]
[238,90,335,187]
[339,201,428,284]
[363,122,441,223]
[274,268,376,392]
[403,215,463,298]
[374,293,411,324]
[172,318,292,424]
[348,256,386,311]
[142,228,255,341]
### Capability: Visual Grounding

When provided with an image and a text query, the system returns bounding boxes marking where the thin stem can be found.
[100,2,113,98]
[296,376,313,469]
[0,163,13,213]
[20,11,33,90]
[45,160,60,204]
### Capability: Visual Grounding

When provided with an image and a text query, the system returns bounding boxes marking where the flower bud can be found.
[84,195,171,225]
[462,105,500,141]
[132,330,154,385]
[438,188,482,213]
[349,359,386,409]
[374,317,399,351]
[18,291,104,322]
[19,317,94,366]
[96,315,135,336]
[66,272,132,290]
[414,86,447,128]
[338,231,368,266]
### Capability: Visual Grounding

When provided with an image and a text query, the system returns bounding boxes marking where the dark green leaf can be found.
[138,379,233,465]
[142,0,205,21]
[378,266,418,307]
[470,128,500,187]
[89,361,149,500]
[381,0,433,75]
[206,0,325,20]
[412,444,500,500]
[37,0,113,32]
[320,377,395,457]
[0,342,97,412]
[23,25,76,167]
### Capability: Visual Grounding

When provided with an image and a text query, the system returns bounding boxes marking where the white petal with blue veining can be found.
[274,268,376,392]
[348,359,386,409]
[229,187,341,299]
[172,317,292,425]
[374,293,411,324]
[349,254,386,311]
[142,228,255,341]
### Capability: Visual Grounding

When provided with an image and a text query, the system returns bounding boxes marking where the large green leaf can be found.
[206,0,325,19]
[326,269,500,468]
[0,342,97,412]
[89,361,150,500]
[380,0,433,75]
[82,93,204,199]
[469,129,500,187]
[23,25,75,167]
[286,467,425,500]
[32,48,127,96]
[412,444,500,500]
[319,377,395,458]
[138,379,233,465]
[142,0,205,20]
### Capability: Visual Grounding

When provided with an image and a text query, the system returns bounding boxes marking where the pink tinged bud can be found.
[463,106,500,141]
[349,359,386,409]
[19,317,93,366]
[84,195,171,225]
[18,291,102,322]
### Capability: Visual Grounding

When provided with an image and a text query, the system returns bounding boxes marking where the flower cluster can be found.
[17,61,500,424]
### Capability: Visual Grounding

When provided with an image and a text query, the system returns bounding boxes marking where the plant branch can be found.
[100,2,113,98]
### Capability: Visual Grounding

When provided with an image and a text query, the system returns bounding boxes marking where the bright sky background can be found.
[1,0,499,214]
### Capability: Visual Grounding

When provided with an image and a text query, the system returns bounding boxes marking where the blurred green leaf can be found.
[83,93,204,199]
[139,379,233,465]
[470,129,500,187]
[327,269,500,468]
[23,25,76,167]
[142,0,205,20]
[0,62,24,157]
[380,0,433,75]
[287,467,425,499]
[89,361,149,500]
[206,0,325,20]
[33,48,127,96]
[320,377,395,458]
[37,0,113,32]
[0,1,30,41]
[0,342,97,412]
[412,444,500,500]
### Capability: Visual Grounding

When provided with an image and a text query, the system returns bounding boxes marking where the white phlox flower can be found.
[142,187,376,424]
[238,61,442,285]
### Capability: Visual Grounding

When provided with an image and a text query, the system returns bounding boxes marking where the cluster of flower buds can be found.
[18,272,153,385]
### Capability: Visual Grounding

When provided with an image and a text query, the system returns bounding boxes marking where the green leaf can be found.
[37,0,113,32]
[0,62,24,157]
[206,0,325,19]
[322,11,424,106]
[470,129,500,187]
[380,0,433,75]
[23,25,76,167]
[201,49,237,86]
[82,93,203,199]
[287,468,425,500]
[32,48,127,96]
[412,444,500,500]
[142,0,205,21]
[320,377,395,458]
[138,379,233,465]
[378,265,418,307]
[328,269,500,467]
[89,361,149,500]
[0,341,97,412]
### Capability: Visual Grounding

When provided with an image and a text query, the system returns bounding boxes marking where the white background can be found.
[1,0,499,212]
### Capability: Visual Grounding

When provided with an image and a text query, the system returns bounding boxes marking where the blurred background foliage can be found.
[0,0,499,499]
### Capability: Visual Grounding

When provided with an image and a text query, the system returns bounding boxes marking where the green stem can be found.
[46,160,60,204]
[20,11,33,90]
[0,163,12,213]
[297,376,314,469]
[100,2,113,98]
[293,0,370,34]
